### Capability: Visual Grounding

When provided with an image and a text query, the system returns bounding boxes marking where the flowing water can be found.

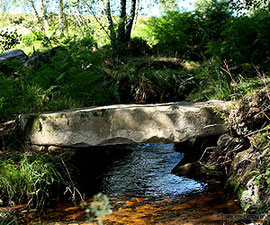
[25,144,243,224]
[100,144,205,198]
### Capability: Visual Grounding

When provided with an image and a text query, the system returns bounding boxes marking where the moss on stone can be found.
[31,117,42,133]
[225,177,240,193]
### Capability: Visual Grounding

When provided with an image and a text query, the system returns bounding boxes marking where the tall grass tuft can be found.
[0,151,77,209]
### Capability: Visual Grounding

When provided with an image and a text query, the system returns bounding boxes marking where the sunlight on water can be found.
[100,144,206,198]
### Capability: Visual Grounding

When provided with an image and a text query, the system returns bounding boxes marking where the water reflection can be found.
[100,144,206,198]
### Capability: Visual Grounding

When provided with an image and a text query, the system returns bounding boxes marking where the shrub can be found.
[146,11,202,58]
[187,60,270,101]
[110,57,193,103]
[143,1,232,60]
[21,32,37,46]
[208,10,270,68]
[112,37,151,57]
[187,59,232,101]
[0,36,120,120]
[83,193,112,225]
[27,37,120,106]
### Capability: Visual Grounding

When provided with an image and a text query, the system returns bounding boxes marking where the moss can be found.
[40,116,47,121]
[240,189,260,212]
[225,177,240,193]
[23,115,40,134]
[59,113,66,118]
[31,117,42,133]
[173,165,188,175]
[204,165,217,170]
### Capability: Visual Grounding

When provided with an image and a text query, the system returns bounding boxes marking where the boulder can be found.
[19,101,228,147]
[0,50,28,71]
[172,161,223,182]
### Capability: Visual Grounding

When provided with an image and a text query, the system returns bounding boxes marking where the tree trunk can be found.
[117,0,127,42]
[59,0,64,36]
[103,0,116,45]
[133,0,140,28]
[40,0,49,32]
[29,0,44,32]
[124,0,137,42]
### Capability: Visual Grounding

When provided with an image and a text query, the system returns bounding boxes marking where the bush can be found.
[0,73,20,118]
[211,10,270,68]
[28,37,120,106]
[187,59,232,101]
[110,57,193,103]
[21,32,37,46]
[187,60,270,101]
[83,193,112,224]
[118,37,151,57]
[146,11,202,58]
[143,0,232,60]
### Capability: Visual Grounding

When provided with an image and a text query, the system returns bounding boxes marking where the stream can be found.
[25,143,243,224]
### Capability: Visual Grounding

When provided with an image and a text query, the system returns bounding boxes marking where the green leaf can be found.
[258,174,263,180]
[250,170,260,175]
[253,180,259,186]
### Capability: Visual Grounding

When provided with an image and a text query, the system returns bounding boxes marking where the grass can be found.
[0,210,18,225]
[0,151,76,209]
[187,60,270,101]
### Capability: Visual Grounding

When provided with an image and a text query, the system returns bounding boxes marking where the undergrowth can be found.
[187,60,270,101]
[0,36,120,120]
[0,210,18,225]
[0,151,77,209]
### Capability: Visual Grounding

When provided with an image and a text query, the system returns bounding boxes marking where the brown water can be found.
[21,144,243,224]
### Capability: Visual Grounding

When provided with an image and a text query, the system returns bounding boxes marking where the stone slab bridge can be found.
[19,101,229,147]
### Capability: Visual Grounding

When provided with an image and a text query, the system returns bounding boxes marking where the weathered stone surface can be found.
[0,49,28,65]
[19,101,228,147]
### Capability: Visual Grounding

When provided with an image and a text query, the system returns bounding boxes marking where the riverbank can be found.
[174,87,270,223]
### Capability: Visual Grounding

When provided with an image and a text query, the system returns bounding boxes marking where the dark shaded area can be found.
[26,46,65,69]
[70,145,131,196]
[174,135,220,166]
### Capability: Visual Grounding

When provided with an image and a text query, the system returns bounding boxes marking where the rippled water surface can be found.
[24,144,243,224]
[100,144,206,198]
